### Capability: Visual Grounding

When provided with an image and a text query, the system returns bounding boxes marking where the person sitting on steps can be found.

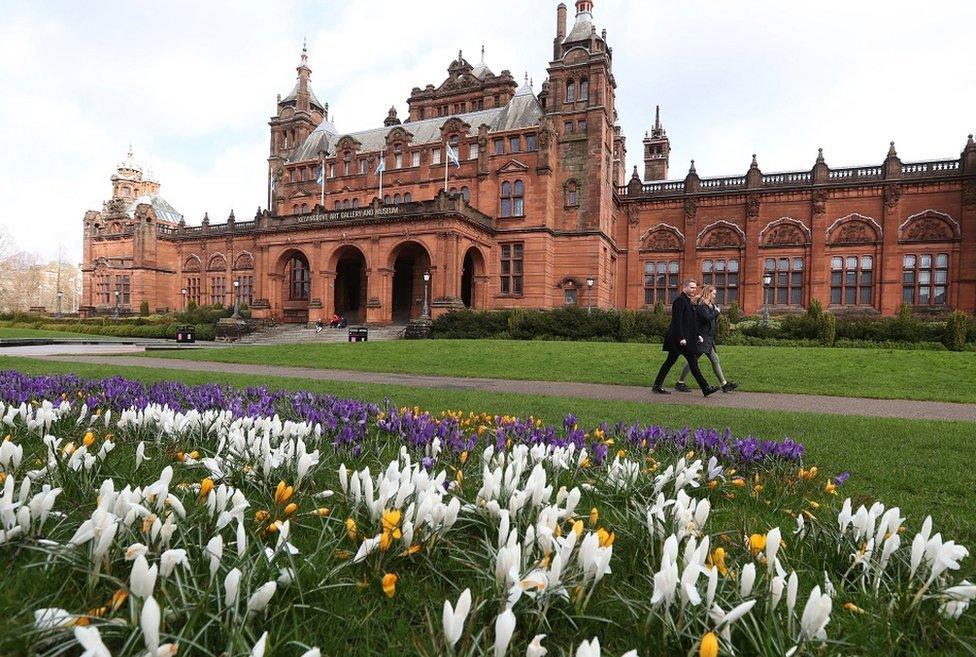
[673,284,738,394]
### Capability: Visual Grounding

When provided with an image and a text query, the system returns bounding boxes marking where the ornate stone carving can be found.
[902,218,953,242]
[812,192,827,215]
[683,198,697,219]
[641,230,682,252]
[884,185,901,209]
[627,204,639,226]
[765,225,806,246]
[184,256,202,272]
[746,195,761,218]
[964,180,976,210]
[834,223,873,244]
[700,227,742,249]
[105,197,127,213]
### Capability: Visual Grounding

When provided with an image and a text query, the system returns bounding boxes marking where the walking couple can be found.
[652,279,738,397]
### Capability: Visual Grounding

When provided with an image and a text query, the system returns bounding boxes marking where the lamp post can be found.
[586,276,595,314]
[422,269,431,318]
[56,290,63,318]
[232,279,241,319]
[114,289,121,319]
[181,287,187,311]
[762,272,773,326]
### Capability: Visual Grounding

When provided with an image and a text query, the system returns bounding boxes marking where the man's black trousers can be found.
[653,349,710,389]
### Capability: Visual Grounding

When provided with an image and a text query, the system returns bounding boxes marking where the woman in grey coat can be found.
[674,284,738,393]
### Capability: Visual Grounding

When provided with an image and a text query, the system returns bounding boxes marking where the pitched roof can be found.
[281,80,325,112]
[289,92,543,163]
[128,195,183,223]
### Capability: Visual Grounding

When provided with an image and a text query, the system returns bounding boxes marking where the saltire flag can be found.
[316,163,325,184]
[445,142,461,168]
[375,157,386,175]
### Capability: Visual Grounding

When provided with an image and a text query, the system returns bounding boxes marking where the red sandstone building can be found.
[82,1,976,324]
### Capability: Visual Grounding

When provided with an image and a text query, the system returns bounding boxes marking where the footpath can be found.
[34,354,976,422]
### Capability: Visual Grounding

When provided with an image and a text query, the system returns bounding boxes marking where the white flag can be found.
[445,143,461,168]
[375,157,386,175]
[316,163,325,184]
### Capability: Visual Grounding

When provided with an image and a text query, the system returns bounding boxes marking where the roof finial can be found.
[689,159,697,174]
[816,147,825,164]
[300,37,308,66]
[654,105,661,130]
[458,49,463,61]
[750,153,758,169]
[480,43,486,64]
[887,140,897,158]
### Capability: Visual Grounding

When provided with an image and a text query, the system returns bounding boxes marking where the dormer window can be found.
[343,151,352,176]
[394,143,403,169]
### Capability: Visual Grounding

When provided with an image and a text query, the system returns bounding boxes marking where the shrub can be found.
[806,298,823,321]
[717,314,731,343]
[726,302,741,324]
[139,301,150,317]
[943,310,968,351]
[817,312,837,346]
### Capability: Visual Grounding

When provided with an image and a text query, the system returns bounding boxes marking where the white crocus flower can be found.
[159,549,189,577]
[740,562,756,598]
[442,588,472,648]
[206,535,223,577]
[526,634,548,657]
[786,571,799,616]
[770,575,785,610]
[765,527,782,572]
[251,631,269,657]
[299,649,321,657]
[247,581,277,614]
[75,625,111,657]
[130,555,158,598]
[141,595,161,657]
[493,608,516,657]
[575,638,601,657]
[224,568,243,607]
[799,585,832,641]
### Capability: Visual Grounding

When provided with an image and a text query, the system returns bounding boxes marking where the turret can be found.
[643,105,670,181]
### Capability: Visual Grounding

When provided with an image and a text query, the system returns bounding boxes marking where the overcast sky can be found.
[1,0,973,265]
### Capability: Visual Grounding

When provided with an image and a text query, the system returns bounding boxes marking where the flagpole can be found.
[319,155,325,209]
[378,157,384,200]
[444,142,449,192]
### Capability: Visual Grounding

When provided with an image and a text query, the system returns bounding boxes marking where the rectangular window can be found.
[564,121,573,135]
[469,142,479,159]
[185,277,201,306]
[829,254,873,306]
[701,259,739,305]
[493,138,504,155]
[394,153,403,169]
[411,151,421,167]
[235,275,254,306]
[643,260,679,305]
[114,274,131,306]
[902,252,948,306]
[432,148,441,165]
[210,276,226,306]
[343,160,351,176]
[525,134,537,151]
[564,288,578,305]
[764,256,805,306]
[329,164,336,178]
[509,136,521,152]
[359,159,367,175]
[97,275,111,305]
[578,119,587,133]
[500,242,524,296]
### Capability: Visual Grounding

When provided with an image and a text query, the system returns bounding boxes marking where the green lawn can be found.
[145,340,976,403]
[3,355,975,548]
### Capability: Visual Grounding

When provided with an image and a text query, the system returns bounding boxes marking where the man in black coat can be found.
[652,279,720,397]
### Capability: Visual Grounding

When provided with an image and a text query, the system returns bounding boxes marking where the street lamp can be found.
[586,276,595,314]
[422,269,431,318]
[762,272,773,326]
[232,279,241,319]
[181,287,187,311]
[56,290,63,318]
[114,289,121,319]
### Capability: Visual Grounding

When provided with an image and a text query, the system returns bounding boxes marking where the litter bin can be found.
[176,325,195,344]
[348,326,368,342]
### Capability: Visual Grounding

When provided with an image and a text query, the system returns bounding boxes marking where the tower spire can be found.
[654,105,661,131]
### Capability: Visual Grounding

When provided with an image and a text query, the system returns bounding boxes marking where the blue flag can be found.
[446,142,461,168]
[375,157,386,175]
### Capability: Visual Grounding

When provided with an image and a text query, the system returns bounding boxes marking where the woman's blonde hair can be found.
[694,284,718,305]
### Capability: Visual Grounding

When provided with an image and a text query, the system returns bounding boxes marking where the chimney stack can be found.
[554,3,567,60]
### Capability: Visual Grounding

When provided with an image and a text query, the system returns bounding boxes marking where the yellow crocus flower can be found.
[346,518,357,542]
[700,631,719,657]
[381,572,398,598]
[198,477,214,502]
[749,533,766,556]
[589,508,599,526]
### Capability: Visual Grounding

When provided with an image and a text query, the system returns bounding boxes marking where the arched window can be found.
[404,192,412,203]
[300,203,308,213]
[461,186,470,203]
[342,199,351,210]
[292,204,299,215]
[334,201,341,210]
[122,186,131,197]
[352,198,360,208]
[343,151,352,176]
[500,181,524,217]
[287,256,310,300]
[566,181,579,206]
[449,187,457,196]
[394,193,402,204]
[566,80,575,103]
[384,194,391,205]
[579,77,589,101]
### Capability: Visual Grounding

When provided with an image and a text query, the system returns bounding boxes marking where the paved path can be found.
[32,354,976,422]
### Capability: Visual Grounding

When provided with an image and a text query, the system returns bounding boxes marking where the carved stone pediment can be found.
[497,159,529,174]
[760,217,811,247]
[826,213,882,245]
[335,135,362,152]
[899,210,960,243]
[697,220,745,249]
[638,224,684,252]
[440,117,472,137]
[384,126,414,145]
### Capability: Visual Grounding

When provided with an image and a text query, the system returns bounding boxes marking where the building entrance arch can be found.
[277,249,310,323]
[461,247,486,308]
[389,241,431,323]
[333,245,367,324]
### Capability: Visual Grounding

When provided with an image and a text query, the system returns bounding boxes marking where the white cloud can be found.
[0,0,972,265]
